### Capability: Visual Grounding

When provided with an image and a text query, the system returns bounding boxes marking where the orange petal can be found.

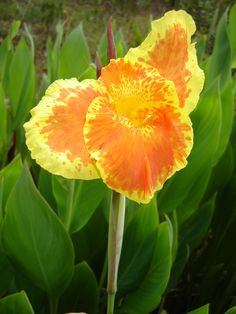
[84,59,193,203]
[24,78,103,179]
[125,10,204,114]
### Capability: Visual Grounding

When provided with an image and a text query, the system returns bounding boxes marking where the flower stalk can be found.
[105,17,125,314]
[107,191,126,314]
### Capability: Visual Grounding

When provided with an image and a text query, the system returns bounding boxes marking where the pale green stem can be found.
[64,179,75,231]
[49,297,58,314]
[107,191,126,314]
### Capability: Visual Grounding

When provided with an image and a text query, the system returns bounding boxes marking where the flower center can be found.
[115,95,154,127]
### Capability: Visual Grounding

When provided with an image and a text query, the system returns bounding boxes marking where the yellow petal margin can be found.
[84,59,193,203]
[125,10,205,114]
[24,78,103,179]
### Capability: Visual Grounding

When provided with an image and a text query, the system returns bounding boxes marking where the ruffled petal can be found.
[84,59,193,203]
[125,10,204,114]
[24,78,104,179]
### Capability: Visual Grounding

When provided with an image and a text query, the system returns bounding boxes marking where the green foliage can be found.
[187,304,209,314]
[1,165,74,297]
[0,4,235,314]
[0,291,34,314]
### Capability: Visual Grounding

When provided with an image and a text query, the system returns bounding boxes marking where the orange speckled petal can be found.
[24,78,104,179]
[125,10,205,114]
[84,59,193,203]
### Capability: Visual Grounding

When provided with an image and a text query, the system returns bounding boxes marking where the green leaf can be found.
[213,80,234,164]
[6,38,36,128]
[6,38,31,114]
[187,304,209,314]
[59,262,99,314]
[0,83,7,164]
[52,177,107,233]
[118,200,159,295]
[73,205,108,274]
[59,24,91,78]
[204,143,234,200]
[115,28,128,58]
[14,271,46,313]
[38,169,57,210]
[225,306,236,314]
[78,64,96,80]
[70,179,108,233]
[0,291,34,314]
[8,21,21,41]
[119,222,171,314]
[179,198,215,252]
[0,21,20,81]
[205,11,231,90]
[165,210,178,263]
[0,154,22,212]
[1,165,74,296]
[228,2,236,67]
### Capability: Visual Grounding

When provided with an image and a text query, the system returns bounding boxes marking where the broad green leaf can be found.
[187,304,209,314]
[204,143,234,200]
[70,179,107,233]
[52,177,107,233]
[0,291,34,314]
[38,169,57,210]
[6,38,36,128]
[115,28,128,58]
[6,39,34,115]
[0,84,7,164]
[8,21,21,41]
[0,21,20,81]
[225,306,236,314]
[179,199,215,251]
[24,24,34,57]
[120,222,171,314]
[78,64,96,80]
[165,210,178,263]
[73,204,107,275]
[59,24,91,78]
[228,2,236,67]
[118,201,159,294]
[0,154,22,211]
[205,11,231,90]
[158,81,221,214]
[59,262,99,314]
[0,38,10,82]
[1,165,74,296]
[213,80,234,164]
[14,271,46,313]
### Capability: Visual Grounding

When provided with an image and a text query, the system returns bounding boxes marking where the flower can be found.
[24,10,204,203]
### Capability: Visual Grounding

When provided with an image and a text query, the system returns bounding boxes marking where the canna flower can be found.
[24,10,204,203]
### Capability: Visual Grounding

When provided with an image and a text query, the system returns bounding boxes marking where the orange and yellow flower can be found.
[24,10,204,203]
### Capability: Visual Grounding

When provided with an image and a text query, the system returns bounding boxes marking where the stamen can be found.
[142,114,153,124]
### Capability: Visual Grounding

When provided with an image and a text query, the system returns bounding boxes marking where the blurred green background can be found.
[0,0,234,73]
